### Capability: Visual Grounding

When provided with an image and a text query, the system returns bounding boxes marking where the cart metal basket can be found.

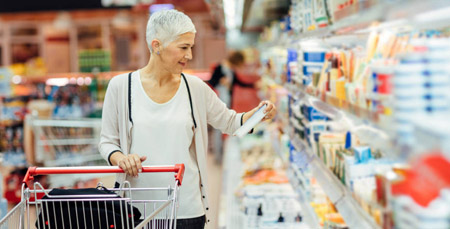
[0,164,185,229]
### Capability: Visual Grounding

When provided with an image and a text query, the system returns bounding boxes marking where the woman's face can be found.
[160,32,195,74]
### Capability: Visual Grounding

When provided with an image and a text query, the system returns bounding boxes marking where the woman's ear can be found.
[151,39,161,54]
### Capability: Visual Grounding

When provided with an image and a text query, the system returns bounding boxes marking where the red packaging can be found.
[391,153,450,207]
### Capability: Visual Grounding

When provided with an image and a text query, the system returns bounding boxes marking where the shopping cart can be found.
[0,164,185,229]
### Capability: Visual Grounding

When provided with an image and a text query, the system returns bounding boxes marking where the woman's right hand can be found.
[110,152,147,177]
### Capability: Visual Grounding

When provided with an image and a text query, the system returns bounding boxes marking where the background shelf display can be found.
[260,0,450,55]
[286,83,394,155]
[287,125,380,229]
[290,0,450,41]
[220,135,315,229]
[270,111,380,229]
[29,116,103,167]
[286,164,322,228]
[271,131,322,228]
[258,0,450,222]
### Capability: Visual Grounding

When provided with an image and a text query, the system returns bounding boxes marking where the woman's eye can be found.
[181,47,188,50]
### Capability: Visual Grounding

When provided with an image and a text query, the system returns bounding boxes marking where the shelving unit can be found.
[258,1,450,227]
[286,82,394,156]
[220,133,320,228]
[287,126,380,229]
[286,164,322,228]
[272,136,321,228]
[270,111,380,228]
[263,0,450,49]
[30,117,103,167]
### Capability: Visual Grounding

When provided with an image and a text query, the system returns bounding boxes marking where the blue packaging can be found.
[303,51,326,63]
[353,146,371,164]
[287,49,298,83]
[302,63,323,76]
[289,144,295,163]
[303,106,328,121]
[371,72,378,93]
[284,15,292,32]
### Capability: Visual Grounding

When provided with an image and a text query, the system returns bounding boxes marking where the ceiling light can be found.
[223,0,244,30]
[46,78,69,87]
[12,75,22,84]
[112,10,133,28]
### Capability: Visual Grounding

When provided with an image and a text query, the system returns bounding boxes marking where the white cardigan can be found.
[98,71,245,226]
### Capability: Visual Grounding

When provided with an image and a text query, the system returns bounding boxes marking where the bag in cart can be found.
[35,187,141,229]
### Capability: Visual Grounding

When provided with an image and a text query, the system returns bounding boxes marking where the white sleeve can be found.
[205,83,244,135]
[98,79,123,165]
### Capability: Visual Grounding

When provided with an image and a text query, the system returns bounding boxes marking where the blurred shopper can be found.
[98,9,276,229]
[231,48,262,113]
[207,50,254,163]
[208,50,252,108]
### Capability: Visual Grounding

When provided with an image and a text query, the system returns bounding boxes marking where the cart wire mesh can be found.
[0,165,185,229]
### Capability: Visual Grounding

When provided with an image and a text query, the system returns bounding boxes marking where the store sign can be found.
[0,68,12,97]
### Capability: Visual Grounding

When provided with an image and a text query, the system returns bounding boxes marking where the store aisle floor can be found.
[206,151,223,229]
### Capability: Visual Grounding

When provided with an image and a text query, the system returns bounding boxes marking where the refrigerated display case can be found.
[257,0,450,228]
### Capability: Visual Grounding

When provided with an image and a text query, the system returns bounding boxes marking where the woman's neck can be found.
[140,56,178,86]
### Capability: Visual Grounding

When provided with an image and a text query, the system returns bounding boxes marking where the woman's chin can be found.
[173,67,184,74]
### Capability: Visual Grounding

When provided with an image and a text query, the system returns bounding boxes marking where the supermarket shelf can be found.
[20,71,128,82]
[289,130,380,229]
[46,153,105,167]
[286,83,394,154]
[287,164,321,228]
[286,83,382,126]
[32,118,102,128]
[270,129,322,229]
[37,138,99,146]
[287,0,450,41]
[294,27,331,41]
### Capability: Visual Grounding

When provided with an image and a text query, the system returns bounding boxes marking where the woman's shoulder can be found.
[182,73,209,89]
[107,72,133,88]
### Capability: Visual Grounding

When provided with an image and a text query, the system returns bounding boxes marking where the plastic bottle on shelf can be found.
[257,203,263,228]
[277,212,285,227]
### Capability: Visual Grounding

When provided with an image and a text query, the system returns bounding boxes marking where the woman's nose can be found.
[185,49,193,60]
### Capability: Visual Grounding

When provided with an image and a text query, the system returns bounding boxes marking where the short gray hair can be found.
[146,9,196,53]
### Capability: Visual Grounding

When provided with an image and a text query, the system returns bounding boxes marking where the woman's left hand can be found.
[243,100,277,123]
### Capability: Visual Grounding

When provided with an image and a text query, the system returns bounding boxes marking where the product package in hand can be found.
[233,104,267,138]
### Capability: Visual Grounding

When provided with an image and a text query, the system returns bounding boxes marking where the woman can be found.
[99,9,276,229]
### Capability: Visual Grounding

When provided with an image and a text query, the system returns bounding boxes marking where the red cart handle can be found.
[23,164,185,186]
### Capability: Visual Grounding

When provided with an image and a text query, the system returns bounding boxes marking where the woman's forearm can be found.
[242,112,253,124]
